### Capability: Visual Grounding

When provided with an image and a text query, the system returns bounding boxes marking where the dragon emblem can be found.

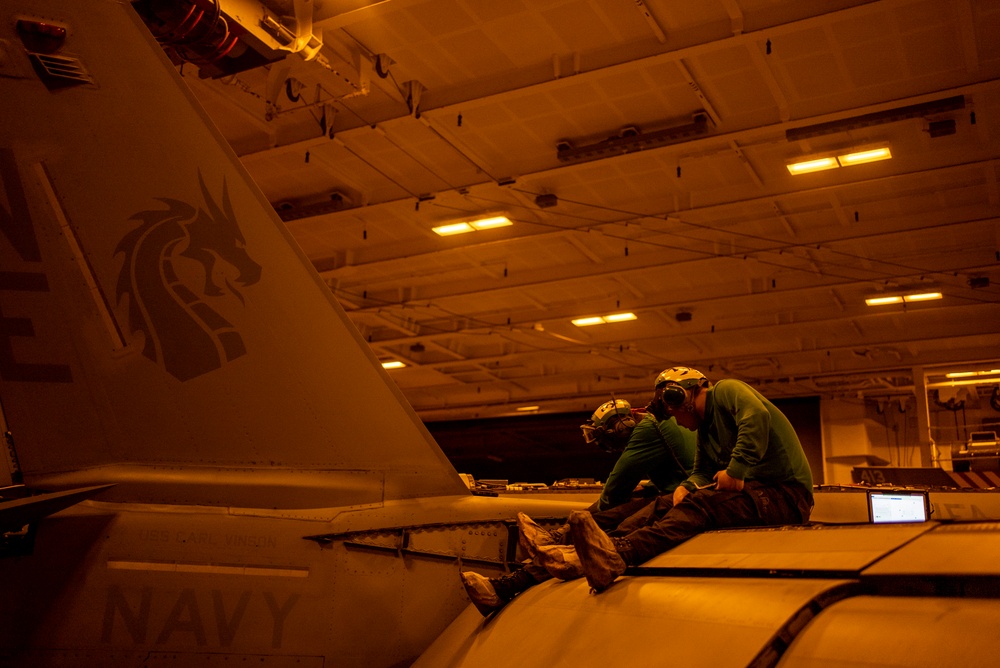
[115,172,262,381]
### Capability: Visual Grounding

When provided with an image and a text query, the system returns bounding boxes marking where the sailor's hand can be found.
[672,485,689,505]
[714,470,744,492]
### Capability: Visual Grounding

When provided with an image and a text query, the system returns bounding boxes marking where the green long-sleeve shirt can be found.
[682,379,813,500]
[597,414,697,511]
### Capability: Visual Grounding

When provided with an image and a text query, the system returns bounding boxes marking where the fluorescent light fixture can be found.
[516,406,540,412]
[469,215,512,230]
[838,147,891,166]
[902,291,942,302]
[865,295,904,306]
[433,215,512,236]
[865,291,942,306]
[571,312,637,327]
[787,157,838,175]
[602,312,638,323]
[432,222,474,236]
[381,360,405,369]
[946,369,1000,378]
[788,146,891,175]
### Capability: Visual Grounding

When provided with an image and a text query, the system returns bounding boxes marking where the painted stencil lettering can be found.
[101,586,298,649]
[101,586,152,644]
[0,147,71,382]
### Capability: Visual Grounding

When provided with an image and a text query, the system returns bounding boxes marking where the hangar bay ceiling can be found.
[140,0,1000,421]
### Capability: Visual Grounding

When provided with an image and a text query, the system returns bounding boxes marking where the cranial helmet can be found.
[654,366,708,389]
[581,399,637,453]
[654,366,708,408]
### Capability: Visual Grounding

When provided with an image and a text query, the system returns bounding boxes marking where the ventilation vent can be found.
[28,52,94,87]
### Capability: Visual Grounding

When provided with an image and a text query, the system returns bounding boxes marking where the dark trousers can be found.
[587,493,657,532]
[593,481,813,565]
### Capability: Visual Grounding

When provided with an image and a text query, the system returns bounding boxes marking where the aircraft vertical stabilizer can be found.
[0,0,467,507]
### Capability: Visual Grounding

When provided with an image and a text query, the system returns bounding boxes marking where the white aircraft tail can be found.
[0,0,467,508]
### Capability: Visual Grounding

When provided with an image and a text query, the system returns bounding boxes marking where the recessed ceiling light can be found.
[865,295,904,306]
[865,291,942,306]
[571,312,637,326]
[902,291,942,302]
[838,147,891,166]
[432,222,474,236]
[469,215,512,230]
[381,360,405,369]
[602,312,637,323]
[788,146,891,175]
[946,369,1000,378]
[787,157,839,175]
[433,215,512,236]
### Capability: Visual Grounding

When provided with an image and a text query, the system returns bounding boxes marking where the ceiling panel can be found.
[136,0,1000,420]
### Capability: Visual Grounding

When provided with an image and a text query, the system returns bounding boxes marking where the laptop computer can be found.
[867,489,931,524]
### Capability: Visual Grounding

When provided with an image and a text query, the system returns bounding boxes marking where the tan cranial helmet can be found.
[653,366,708,409]
[654,366,708,390]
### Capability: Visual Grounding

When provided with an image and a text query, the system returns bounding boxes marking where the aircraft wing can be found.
[416,518,1000,667]
[0,484,114,532]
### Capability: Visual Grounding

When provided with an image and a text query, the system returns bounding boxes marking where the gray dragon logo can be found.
[115,172,262,381]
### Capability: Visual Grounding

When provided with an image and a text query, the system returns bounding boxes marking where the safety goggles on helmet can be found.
[580,399,637,453]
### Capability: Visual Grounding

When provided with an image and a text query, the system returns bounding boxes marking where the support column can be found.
[912,365,935,467]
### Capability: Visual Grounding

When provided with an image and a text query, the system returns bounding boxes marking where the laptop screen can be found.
[867,490,931,524]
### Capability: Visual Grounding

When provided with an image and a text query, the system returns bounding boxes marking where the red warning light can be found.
[16,19,68,54]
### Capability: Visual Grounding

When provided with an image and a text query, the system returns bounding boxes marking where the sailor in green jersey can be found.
[461,374,696,616]
[523,367,814,593]
[673,373,813,503]
[596,411,696,511]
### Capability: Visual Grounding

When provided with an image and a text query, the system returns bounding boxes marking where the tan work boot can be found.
[569,510,626,592]
[460,568,538,617]
[517,512,568,558]
[534,544,584,580]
